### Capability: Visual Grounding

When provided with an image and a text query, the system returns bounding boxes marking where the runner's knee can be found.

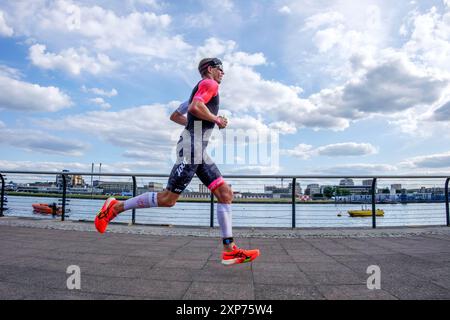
[158,191,178,207]
[215,185,233,203]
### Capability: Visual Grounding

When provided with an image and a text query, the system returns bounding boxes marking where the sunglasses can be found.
[212,65,224,72]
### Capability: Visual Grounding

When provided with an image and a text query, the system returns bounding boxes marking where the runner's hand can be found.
[215,115,228,129]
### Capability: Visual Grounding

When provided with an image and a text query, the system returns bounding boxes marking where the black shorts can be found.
[166,159,223,194]
[166,136,224,194]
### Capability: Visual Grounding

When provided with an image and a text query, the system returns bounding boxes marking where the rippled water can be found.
[2,195,447,228]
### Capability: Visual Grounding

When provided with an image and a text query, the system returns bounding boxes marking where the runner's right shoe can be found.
[222,245,260,266]
[94,197,119,234]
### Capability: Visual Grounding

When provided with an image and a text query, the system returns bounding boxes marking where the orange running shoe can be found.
[222,245,260,266]
[94,197,119,234]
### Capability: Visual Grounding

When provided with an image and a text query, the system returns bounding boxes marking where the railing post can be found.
[61,174,67,221]
[371,178,377,229]
[210,192,214,228]
[0,173,5,217]
[445,178,449,227]
[132,176,137,225]
[292,178,296,228]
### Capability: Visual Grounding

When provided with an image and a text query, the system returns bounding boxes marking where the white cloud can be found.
[0,10,13,36]
[268,121,297,135]
[89,97,111,110]
[283,142,377,159]
[313,163,398,175]
[0,160,91,172]
[303,11,344,31]
[432,101,450,121]
[129,0,163,10]
[401,151,450,169]
[278,6,292,15]
[0,73,72,112]
[195,38,236,64]
[29,44,117,75]
[0,126,88,157]
[225,52,266,66]
[402,6,450,76]
[37,102,182,157]
[122,150,168,162]
[0,65,22,79]
[0,159,169,174]
[24,1,187,58]
[82,86,118,97]
[202,0,234,12]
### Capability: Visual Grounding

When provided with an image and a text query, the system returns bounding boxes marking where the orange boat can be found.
[32,203,62,216]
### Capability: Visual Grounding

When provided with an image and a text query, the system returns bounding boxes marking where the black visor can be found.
[199,58,223,74]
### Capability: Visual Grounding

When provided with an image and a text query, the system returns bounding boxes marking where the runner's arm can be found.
[169,111,187,126]
[188,79,226,127]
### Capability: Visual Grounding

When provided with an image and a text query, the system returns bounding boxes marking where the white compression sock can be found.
[217,203,232,238]
[124,192,158,211]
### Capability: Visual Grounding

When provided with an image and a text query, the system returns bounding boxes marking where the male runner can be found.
[94,58,260,266]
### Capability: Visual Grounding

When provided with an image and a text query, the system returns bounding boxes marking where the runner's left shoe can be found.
[94,197,119,234]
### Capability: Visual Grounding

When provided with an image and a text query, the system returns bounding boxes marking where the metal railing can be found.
[1,170,449,229]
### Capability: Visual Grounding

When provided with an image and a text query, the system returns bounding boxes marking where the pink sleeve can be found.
[192,79,218,104]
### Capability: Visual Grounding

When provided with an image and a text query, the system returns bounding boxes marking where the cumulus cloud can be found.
[0,10,13,36]
[37,102,182,157]
[89,97,111,110]
[29,44,117,75]
[402,6,450,75]
[313,163,398,175]
[432,101,450,121]
[0,71,72,112]
[0,65,22,79]
[302,11,344,31]
[401,151,450,169]
[341,54,447,114]
[283,142,377,159]
[268,121,297,135]
[82,86,118,97]
[0,159,170,174]
[7,0,191,60]
[0,160,91,172]
[0,126,88,157]
[278,6,292,15]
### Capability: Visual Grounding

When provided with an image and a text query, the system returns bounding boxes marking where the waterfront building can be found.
[305,184,320,195]
[339,178,355,186]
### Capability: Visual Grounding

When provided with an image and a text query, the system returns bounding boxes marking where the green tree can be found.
[323,186,334,198]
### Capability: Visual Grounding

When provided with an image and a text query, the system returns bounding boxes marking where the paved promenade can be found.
[0,217,449,300]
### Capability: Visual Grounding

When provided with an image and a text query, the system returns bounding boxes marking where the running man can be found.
[94,58,260,266]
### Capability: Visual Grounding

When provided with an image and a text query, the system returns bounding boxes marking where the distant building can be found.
[264,183,300,196]
[305,184,320,195]
[146,182,164,192]
[362,179,373,186]
[339,178,354,186]
[98,182,133,195]
[391,184,402,194]
[56,170,72,188]
[288,182,302,194]
[71,175,85,187]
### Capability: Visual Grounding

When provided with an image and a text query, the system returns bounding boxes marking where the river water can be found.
[2,195,447,228]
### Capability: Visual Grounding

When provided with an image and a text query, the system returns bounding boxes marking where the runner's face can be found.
[210,65,224,84]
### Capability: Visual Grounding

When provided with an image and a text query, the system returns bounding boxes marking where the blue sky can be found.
[1,0,450,176]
